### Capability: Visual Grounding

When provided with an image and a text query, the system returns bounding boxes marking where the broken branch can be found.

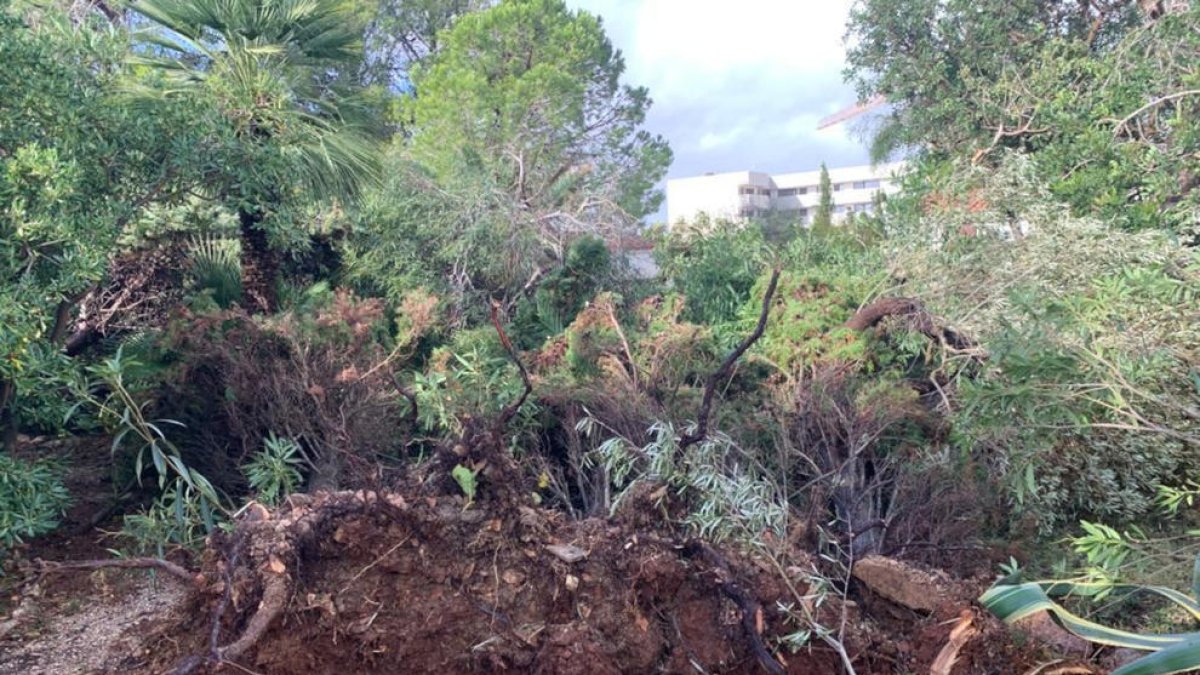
[37,557,201,586]
[490,300,533,430]
[678,267,780,453]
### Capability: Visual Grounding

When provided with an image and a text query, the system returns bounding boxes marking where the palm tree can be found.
[130,0,379,311]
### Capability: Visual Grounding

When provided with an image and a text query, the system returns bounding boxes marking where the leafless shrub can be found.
[782,364,949,557]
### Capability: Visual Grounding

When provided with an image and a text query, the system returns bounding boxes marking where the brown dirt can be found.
[131,493,847,675]
[1,436,1098,674]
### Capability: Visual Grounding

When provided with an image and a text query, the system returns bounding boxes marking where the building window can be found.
[740,186,772,196]
[851,180,881,190]
[833,183,843,191]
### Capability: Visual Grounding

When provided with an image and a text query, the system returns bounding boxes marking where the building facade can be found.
[666,162,906,227]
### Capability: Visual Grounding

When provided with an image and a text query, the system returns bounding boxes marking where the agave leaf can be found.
[1036,580,1200,623]
[980,583,1195,651]
[1113,636,1200,675]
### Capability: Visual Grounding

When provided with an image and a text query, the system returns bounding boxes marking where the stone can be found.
[1012,610,1090,657]
[852,555,949,612]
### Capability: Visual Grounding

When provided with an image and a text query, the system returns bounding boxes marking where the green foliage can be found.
[891,154,1200,529]
[243,434,304,505]
[451,463,479,504]
[187,234,243,308]
[415,327,532,435]
[72,348,221,507]
[0,454,70,554]
[356,0,670,317]
[846,1,1200,235]
[845,0,1138,160]
[4,343,81,435]
[813,162,833,230]
[513,234,613,348]
[405,0,670,219]
[131,0,381,205]
[655,220,768,325]
[117,478,220,558]
[751,271,871,374]
[360,0,491,85]
[0,2,222,439]
[583,419,786,545]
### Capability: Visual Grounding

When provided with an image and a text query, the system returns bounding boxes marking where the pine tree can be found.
[813,162,834,229]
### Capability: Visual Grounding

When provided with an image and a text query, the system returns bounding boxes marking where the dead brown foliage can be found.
[155,290,435,492]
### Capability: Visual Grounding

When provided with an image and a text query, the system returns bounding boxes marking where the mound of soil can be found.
[136,491,845,674]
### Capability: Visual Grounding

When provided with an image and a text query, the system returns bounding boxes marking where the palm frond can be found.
[187,234,243,308]
[130,0,380,202]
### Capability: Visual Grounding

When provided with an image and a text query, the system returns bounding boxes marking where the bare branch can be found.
[1112,89,1200,138]
[37,557,201,586]
[490,300,533,430]
[678,267,781,454]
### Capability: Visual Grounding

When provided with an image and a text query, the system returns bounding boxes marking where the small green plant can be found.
[69,347,221,506]
[0,454,70,554]
[116,478,220,558]
[187,234,243,308]
[452,464,478,505]
[1159,480,1200,515]
[243,434,305,505]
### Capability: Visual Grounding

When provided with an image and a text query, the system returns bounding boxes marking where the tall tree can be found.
[846,0,1200,233]
[403,0,671,259]
[131,0,381,311]
[813,162,834,230]
[844,0,1140,161]
[360,0,492,86]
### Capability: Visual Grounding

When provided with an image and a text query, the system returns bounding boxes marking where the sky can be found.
[563,0,871,223]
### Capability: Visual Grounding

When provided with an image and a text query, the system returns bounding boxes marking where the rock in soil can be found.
[852,555,951,612]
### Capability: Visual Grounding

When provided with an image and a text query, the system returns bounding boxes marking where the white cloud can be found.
[566,1,871,220]
[697,125,749,151]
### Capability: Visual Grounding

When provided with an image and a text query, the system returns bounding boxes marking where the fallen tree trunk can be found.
[845,296,978,352]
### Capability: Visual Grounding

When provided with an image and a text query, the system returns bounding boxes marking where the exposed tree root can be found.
[844,296,978,354]
[678,540,787,675]
[36,557,202,586]
[170,491,410,674]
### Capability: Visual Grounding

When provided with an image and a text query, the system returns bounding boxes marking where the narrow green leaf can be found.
[1114,636,1200,675]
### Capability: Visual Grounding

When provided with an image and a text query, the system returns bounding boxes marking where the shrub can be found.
[0,454,70,554]
[117,478,219,558]
[655,219,768,325]
[893,154,1200,530]
[153,288,433,493]
[243,434,304,506]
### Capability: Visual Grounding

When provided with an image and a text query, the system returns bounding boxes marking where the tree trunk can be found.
[0,378,17,452]
[239,209,278,314]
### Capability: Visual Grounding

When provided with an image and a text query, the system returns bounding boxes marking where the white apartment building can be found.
[666,162,906,227]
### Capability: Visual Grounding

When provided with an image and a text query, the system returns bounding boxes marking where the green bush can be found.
[0,454,70,553]
[655,219,768,325]
[243,434,305,505]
